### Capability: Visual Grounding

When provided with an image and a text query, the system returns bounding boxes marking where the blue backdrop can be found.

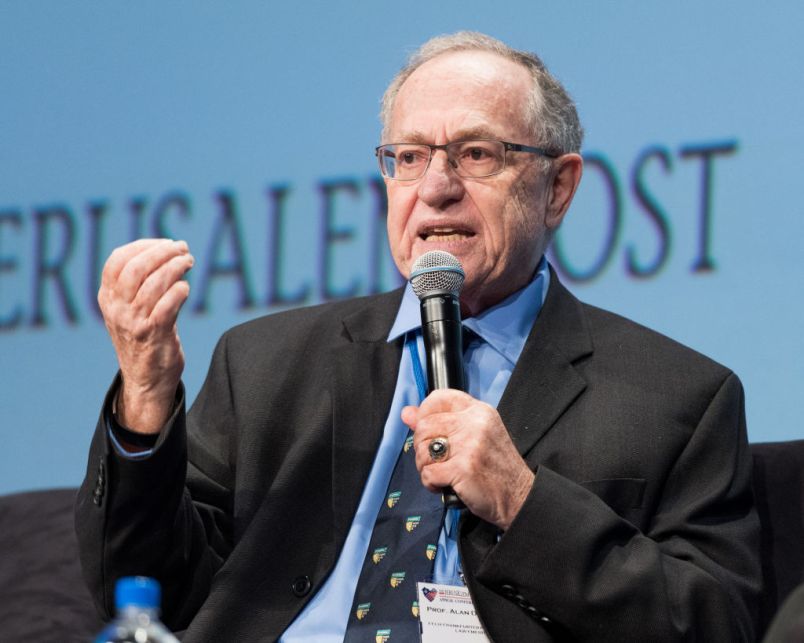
[1,1,802,494]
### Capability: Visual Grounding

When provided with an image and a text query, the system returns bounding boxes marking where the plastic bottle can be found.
[94,576,179,643]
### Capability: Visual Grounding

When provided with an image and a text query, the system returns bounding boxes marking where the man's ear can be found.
[545,153,583,230]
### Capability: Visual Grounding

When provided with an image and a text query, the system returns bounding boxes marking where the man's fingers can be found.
[133,252,194,318]
[102,239,171,289]
[411,412,464,475]
[401,405,419,427]
[150,279,191,329]
[114,240,189,303]
[414,410,463,442]
[419,460,455,491]
[417,388,474,415]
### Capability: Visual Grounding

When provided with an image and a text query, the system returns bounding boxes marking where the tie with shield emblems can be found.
[343,424,444,642]
[343,335,447,642]
[344,328,480,642]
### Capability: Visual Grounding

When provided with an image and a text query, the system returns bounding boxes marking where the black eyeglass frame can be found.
[374,139,560,181]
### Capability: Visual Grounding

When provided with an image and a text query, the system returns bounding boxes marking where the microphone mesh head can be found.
[409,251,465,299]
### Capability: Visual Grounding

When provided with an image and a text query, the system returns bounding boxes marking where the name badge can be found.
[416,582,490,642]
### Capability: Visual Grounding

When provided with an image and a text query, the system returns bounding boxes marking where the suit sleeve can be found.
[75,333,237,630]
[460,372,761,642]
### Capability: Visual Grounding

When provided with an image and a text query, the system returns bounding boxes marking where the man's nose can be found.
[417,150,465,208]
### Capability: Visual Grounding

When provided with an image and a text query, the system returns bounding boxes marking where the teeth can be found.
[421,228,472,241]
[425,233,467,242]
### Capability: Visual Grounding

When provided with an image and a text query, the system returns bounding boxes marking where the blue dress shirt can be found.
[280,258,550,641]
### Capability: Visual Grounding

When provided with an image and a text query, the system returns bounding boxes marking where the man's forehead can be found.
[389,126,502,144]
[388,51,533,142]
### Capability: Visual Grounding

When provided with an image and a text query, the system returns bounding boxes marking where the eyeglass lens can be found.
[379,141,506,180]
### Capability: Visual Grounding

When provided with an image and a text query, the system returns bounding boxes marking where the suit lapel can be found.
[497,270,593,457]
[327,273,593,536]
[331,290,404,539]
[460,272,595,600]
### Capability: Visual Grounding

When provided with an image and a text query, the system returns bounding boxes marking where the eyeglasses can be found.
[375,139,558,181]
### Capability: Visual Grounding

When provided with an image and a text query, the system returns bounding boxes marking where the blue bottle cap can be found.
[115,576,161,610]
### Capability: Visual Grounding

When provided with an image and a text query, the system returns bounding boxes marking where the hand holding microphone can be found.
[408,250,467,507]
[403,250,536,528]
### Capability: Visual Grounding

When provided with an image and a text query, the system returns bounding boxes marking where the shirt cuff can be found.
[105,392,159,459]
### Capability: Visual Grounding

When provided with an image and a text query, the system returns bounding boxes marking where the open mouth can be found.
[419,226,475,242]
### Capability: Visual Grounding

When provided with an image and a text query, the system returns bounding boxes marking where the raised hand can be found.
[98,238,194,433]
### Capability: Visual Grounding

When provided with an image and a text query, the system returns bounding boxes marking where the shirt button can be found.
[291,575,312,597]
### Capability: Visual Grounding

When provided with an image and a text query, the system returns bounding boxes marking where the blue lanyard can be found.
[405,332,428,404]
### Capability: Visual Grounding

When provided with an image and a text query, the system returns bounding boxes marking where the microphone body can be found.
[410,251,467,508]
[420,294,465,392]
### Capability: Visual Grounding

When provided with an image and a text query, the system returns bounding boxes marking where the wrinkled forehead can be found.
[389,51,534,143]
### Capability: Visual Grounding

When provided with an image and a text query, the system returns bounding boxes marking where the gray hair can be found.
[380,31,583,155]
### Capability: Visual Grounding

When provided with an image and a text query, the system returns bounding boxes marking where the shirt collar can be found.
[387,257,550,366]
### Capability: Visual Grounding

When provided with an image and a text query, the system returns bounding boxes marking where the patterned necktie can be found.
[344,328,480,642]
[343,334,446,642]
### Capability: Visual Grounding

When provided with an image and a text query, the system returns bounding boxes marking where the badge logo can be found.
[411,600,419,618]
[386,491,401,508]
[425,544,437,560]
[372,547,388,564]
[376,629,391,643]
[405,515,421,532]
[356,602,371,620]
[422,586,439,602]
[390,571,406,588]
[404,435,414,453]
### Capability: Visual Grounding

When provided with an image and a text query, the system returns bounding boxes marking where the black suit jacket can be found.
[76,272,761,642]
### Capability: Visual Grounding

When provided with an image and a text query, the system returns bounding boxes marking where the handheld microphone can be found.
[409,250,466,508]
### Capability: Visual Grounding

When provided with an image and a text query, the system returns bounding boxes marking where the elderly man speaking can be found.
[77,32,760,642]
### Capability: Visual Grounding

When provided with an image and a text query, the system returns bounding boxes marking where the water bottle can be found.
[94,576,179,643]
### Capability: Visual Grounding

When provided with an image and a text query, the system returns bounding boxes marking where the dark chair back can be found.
[0,487,103,642]
[751,440,804,638]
